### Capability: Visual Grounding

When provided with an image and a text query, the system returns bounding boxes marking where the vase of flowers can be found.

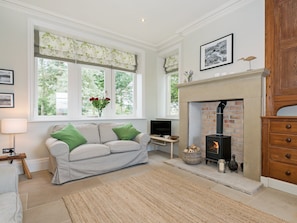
[89,97,111,117]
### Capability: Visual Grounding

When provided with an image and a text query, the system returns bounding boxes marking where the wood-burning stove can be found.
[206,101,231,164]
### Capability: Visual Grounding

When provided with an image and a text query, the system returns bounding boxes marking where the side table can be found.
[150,135,179,159]
[0,153,32,179]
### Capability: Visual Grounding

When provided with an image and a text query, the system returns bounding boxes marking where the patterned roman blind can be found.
[34,30,137,72]
[164,54,178,74]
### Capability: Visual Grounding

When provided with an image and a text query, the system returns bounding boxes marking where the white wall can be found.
[182,0,265,81]
[0,5,157,172]
[154,0,265,155]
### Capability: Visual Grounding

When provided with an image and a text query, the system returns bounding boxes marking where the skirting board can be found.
[0,157,49,175]
[261,176,297,196]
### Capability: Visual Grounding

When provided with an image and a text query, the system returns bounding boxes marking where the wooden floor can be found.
[19,151,297,223]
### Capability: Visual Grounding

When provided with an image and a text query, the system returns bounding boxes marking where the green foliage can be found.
[36,58,135,117]
[81,68,104,116]
[170,73,178,103]
[37,58,68,115]
[169,72,179,115]
[115,71,134,115]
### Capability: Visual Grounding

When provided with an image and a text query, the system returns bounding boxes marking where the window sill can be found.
[29,117,147,123]
[156,117,179,121]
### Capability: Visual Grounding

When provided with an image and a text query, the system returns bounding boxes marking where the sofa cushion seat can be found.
[69,144,110,161]
[105,140,140,153]
[0,192,22,223]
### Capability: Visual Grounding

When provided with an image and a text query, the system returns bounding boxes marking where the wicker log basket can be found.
[182,144,202,165]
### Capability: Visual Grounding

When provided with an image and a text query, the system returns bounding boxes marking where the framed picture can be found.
[200,33,234,71]
[0,93,14,108]
[0,69,14,85]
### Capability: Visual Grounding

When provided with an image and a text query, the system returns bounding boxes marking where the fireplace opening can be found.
[206,101,231,164]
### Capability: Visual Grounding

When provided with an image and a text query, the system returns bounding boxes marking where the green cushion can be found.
[51,124,87,151]
[112,123,140,140]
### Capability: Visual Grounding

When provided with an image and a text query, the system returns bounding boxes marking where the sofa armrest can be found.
[0,165,18,194]
[134,133,150,146]
[45,137,70,157]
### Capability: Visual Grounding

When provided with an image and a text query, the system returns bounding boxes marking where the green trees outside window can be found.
[37,58,68,116]
[115,71,134,115]
[168,72,179,116]
[81,67,105,116]
[35,57,136,118]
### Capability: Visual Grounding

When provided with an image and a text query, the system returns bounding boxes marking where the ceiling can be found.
[7,0,245,49]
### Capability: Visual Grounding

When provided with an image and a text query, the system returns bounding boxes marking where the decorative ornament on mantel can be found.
[184,70,193,83]
[238,56,256,71]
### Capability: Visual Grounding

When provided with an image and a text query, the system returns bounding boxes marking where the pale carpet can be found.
[63,168,287,223]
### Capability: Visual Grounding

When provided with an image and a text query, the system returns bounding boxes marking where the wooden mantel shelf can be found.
[177,68,270,89]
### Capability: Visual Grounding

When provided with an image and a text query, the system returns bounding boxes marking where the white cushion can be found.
[69,144,110,161]
[0,192,22,223]
[52,123,100,144]
[75,123,100,143]
[105,140,140,153]
[99,123,126,143]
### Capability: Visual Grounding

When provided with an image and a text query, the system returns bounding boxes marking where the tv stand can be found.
[150,135,179,159]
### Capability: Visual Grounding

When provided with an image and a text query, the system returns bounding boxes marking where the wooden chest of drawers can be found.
[262,117,297,185]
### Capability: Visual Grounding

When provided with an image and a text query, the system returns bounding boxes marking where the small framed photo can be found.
[200,33,234,71]
[0,93,14,108]
[0,69,14,85]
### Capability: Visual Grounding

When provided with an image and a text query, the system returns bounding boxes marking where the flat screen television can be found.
[150,120,171,136]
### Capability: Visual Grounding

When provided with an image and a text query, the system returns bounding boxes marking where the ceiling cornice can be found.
[1,0,158,51]
[156,0,256,51]
[176,0,255,36]
[1,0,256,52]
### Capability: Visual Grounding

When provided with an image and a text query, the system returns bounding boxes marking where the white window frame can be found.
[166,71,179,117]
[28,19,145,121]
[111,70,138,118]
[157,44,181,119]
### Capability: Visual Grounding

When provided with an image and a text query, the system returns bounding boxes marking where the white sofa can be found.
[0,165,23,223]
[46,123,150,184]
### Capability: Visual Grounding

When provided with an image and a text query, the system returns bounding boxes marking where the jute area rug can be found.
[63,168,287,223]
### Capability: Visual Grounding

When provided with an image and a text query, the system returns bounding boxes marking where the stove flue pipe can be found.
[216,100,227,136]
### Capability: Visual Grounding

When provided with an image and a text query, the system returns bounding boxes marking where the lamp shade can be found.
[1,119,27,134]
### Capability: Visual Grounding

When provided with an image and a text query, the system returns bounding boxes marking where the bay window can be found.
[32,29,140,120]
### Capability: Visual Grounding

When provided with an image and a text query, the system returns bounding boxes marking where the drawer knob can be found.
[285,171,291,176]
[286,138,292,143]
[286,124,292,129]
[285,153,291,159]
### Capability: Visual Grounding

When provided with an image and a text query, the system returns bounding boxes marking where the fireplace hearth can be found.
[206,100,231,164]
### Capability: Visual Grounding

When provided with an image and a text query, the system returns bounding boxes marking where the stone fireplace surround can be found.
[177,68,269,181]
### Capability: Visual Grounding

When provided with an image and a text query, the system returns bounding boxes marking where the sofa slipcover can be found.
[46,123,150,184]
[0,165,23,223]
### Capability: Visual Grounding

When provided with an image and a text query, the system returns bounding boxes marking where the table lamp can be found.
[1,118,27,155]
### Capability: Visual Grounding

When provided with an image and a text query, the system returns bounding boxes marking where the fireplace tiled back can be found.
[201,100,244,164]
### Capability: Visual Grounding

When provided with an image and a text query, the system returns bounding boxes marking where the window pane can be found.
[115,71,134,115]
[168,72,179,116]
[37,58,68,116]
[81,67,105,116]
